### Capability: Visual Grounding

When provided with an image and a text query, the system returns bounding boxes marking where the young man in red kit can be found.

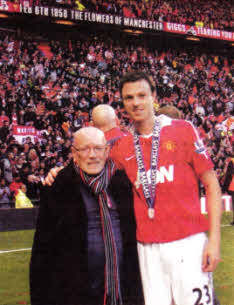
[109,71,222,305]
[45,71,222,305]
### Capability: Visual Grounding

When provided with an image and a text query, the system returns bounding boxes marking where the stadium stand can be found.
[0,2,233,205]
[11,0,233,31]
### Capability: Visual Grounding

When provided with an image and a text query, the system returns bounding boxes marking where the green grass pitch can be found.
[0,212,233,305]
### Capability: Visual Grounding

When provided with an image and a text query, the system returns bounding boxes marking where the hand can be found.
[28,175,35,183]
[202,239,221,272]
[28,175,40,183]
[43,166,64,186]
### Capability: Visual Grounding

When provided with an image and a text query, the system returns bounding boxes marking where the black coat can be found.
[30,161,143,305]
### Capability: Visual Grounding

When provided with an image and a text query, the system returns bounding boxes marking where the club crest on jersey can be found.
[162,141,176,152]
[194,139,208,159]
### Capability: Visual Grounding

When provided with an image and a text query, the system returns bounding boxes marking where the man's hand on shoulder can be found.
[43,166,64,186]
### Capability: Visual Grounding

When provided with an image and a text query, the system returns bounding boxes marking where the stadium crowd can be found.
[0,31,233,207]
[7,0,234,32]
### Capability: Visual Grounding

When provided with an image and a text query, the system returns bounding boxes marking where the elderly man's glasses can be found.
[73,145,107,155]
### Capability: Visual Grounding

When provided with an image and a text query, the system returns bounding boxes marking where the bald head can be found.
[92,105,117,132]
[72,127,109,175]
[73,126,106,147]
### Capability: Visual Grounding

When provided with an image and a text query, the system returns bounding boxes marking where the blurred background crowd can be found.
[8,0,234,31]
[0,1,233,208]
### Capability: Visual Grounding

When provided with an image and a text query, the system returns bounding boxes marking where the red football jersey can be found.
[104,127,126,142]
[111,115,213,243]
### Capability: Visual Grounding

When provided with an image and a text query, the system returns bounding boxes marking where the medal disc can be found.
[148,208,155,219]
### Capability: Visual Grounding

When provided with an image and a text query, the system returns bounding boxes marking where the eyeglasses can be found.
[72,145,107,155]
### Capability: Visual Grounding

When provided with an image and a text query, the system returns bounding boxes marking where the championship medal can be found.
[133,118,161,222]
[148,208,155,219]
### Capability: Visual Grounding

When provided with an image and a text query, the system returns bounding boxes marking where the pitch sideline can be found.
[0,224,232,255]
[0,248,31,254]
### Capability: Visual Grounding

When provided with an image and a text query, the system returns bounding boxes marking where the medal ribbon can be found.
[133,119,161,213]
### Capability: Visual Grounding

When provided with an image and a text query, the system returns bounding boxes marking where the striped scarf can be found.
[78,159,123,305]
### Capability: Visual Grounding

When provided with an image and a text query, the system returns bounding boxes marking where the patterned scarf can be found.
[78,159,123,305]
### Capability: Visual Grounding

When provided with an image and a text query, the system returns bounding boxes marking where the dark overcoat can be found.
[30,161,143,305]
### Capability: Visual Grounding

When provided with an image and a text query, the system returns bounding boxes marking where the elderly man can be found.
[30,127,142,305]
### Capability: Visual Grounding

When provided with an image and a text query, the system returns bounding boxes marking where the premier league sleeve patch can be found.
[194,139,208,159]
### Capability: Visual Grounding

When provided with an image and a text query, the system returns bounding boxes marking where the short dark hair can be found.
[119,70,156,97]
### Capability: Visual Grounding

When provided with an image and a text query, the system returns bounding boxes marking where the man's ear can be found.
[71,147,78,165]
[105,144,111,156]
[115,117,120,126]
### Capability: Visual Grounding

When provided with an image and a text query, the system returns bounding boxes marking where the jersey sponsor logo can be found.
[194,139,208,159]
[135,165,174,189]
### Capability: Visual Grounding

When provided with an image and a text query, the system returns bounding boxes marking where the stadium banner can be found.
[164,22,234,42]
[0,1,233,42]
[0,0,20,12]
[12,125,42,144]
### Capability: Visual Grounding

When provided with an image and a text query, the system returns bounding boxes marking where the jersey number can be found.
[193,285,211,305]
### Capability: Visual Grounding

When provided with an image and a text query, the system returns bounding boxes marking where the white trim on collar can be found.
[139,115,172,138]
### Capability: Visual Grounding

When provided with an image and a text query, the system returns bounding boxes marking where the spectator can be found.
[9,173,23,198]
[0,144,8,162]
[2,150,15,184]
[73,110,85,131]
[0,177,11,208]
[0,110,10,127]
[15,184,34,209]
[0,120,10,143]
